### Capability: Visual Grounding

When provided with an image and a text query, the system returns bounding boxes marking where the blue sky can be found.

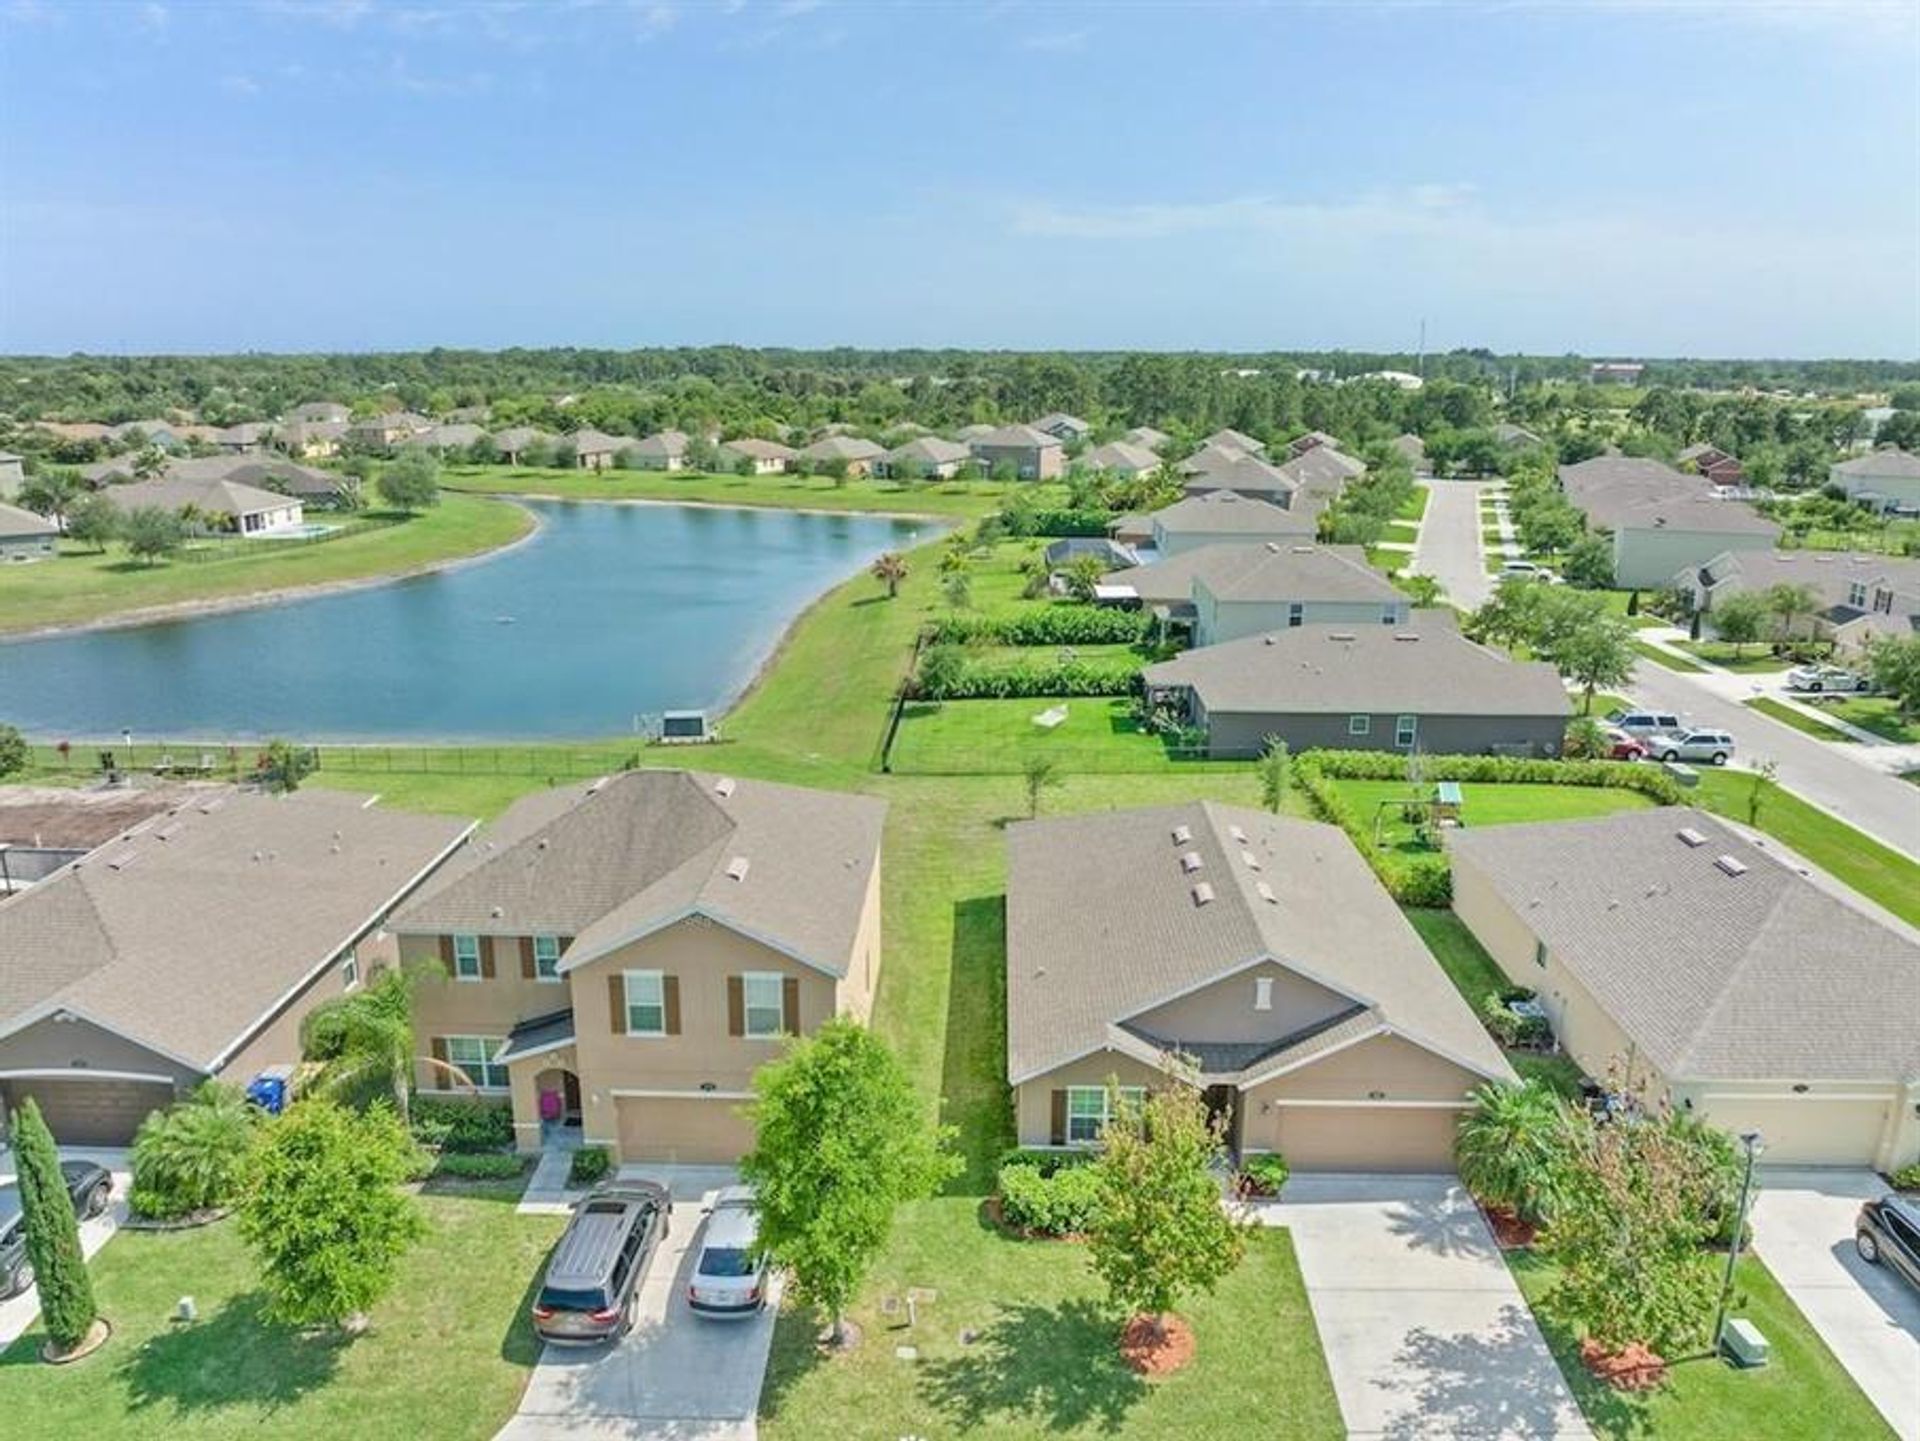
[2,0,1916,357]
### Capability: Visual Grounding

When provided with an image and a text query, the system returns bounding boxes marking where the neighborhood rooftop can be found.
[1557,455,1781,536]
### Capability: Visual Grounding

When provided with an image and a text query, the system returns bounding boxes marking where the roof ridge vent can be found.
[1676,827,1708,847]
[1180,850,1203,873]
[1254,880,1277,903]
[1393,633,1420,642]
[725,855,750,882]
[584,776,609,795]
[1264,541,1280,552]
[1714,854,1749,877]
[105,847,141,871]
[1171,824,1192,845]
[1192,881,1215,906]
[1240,849,1261,870]
[1227,824,1248,843]
[714,777,737,798]
[1328,631,1356,642]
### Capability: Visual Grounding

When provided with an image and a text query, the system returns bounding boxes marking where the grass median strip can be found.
[1630,639,1710,672]
[1742,697,1860,741]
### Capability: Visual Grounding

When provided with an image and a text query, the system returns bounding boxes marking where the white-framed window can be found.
[341,949,360,990]
[623,971,667,1036]
[1847,582,1867,608]
[1381,605,1399,625]
[1348,714,1371,736]
[1066,1085,1148,1145]
[452,933,482,981]
[533,934,562,982]
[743,972,786,1038]
[445,1035,508,1091]
[1254,975,1274,1011]
[1534,939,1549,970]
[1395,715,1418,747]
[1287,602,1304,628]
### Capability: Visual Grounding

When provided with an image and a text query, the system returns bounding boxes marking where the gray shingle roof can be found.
[800,434,886,462]
[0,790,472,1071]
[393,770,885,978]
[0,500,58,538]
[1126,426,1171,450]
[1833,449,1920,479]
[885,436,970,465]
[1083,441,1162,473]
[971,424,1061,451]
[1558,456,1780,536]
[1005,803,1512,1084]
[1144,617,1572,717]
[1205,428,1266,455]
[633,430,690,458]
[1185,451,1298,498]
[1149,489,1320,538]
[721,438,798,461]
[1109,542,1396,608]
[1447,808,1920,1081]
[1278,446,1366,492]
[101,474,300,520]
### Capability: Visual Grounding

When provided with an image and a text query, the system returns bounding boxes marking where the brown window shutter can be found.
[478,936,496,979]
[430,1038,451,1091]
[782,976,800,1034]
[609,974,627,1035]
[437,934,455,975]
[519,937,536,979]
[558,935,574,958]
[727,976,745,1037]
[1050,1090,1067,1146]
[663,975,681,1036]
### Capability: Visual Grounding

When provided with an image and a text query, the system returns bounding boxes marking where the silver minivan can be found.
[1606,708,1684,738]
[687,1186,769,1318]
[1650,729,1736,765]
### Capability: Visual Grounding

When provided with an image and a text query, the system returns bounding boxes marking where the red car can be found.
[1602,726,1647,761]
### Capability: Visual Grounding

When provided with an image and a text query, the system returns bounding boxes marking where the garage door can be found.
[1702,1098,1890,1168]
[1276,1105,1463,1173]
[616,1096,756,1166]
[5,1078,175,1146]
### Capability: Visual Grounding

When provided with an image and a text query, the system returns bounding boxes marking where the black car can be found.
[530,1180,671,1344]
[1,1159,114,1297]
[1856,1194,1920,1294]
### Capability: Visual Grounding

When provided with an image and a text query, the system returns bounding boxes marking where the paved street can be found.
[1254,1174,1591,1439]
[1413,478,1495,610]
[1752,1170,1920,1441]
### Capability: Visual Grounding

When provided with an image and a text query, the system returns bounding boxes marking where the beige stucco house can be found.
[719,438,797,475]
[101,474,307,536]
[389,770,886,1165]
[969,424,1065,480]
[0,789,472,1145]
[1677,549,1920,656]
[1006,803,1512,1172]
[0,500,58,562]
[1449,808,1920,1170]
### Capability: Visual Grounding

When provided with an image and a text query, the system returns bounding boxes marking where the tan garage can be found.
[615,1094,756,1165]
[3,1077,176,1146]
[1695,1097,1895,1169]
[1271,1105,1465,1173]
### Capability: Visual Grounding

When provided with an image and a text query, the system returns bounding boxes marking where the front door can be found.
[561,1071,583,1126]
[1202,1084,1238,1152]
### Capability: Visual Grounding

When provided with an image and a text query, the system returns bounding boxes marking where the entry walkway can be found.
[1253,1174,1591,1439]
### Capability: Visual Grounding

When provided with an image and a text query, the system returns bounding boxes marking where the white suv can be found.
[1650,730,1736,765]
[1785,664,1871,694]
[1607,708,1684,738]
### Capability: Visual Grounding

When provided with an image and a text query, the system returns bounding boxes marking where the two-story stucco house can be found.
[389,770,885,1165]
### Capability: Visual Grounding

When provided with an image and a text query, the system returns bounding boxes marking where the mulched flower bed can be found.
[123,1208,228,1232]
[42,1317,112,1365]
[1119,1313,1196,1378]
[1579,1338,1667,1391]
[1479,1204,1537,1250]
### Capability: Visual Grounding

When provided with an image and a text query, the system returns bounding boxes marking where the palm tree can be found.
[300,969,419,1124]
[870,551,907,599]
[1764,582,1823,649]
[1454,1080,1575,1225]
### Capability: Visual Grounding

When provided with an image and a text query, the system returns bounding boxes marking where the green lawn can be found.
[1508,1251,1895,1441]
[0,1185,565,1441]
[1743,697,1859,742]
[1816,695,1920,744]
[1396,487,1430,522]
[1331,779,1653,854]
[1670,640,1790,674]
[1591,591,1674,630]
[1691,769,1920,929]
[1631,639,1710,673]
[760,1202,1342,1441]
[443,464,1032,518]
[887,696,1242,776]
[0,494,533,636]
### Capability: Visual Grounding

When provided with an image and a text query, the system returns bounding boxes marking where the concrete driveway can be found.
[0,1146,131,1352]
[1256,1174,1591,1439]
[1751,1170,1920,1441]
[497,1167,778,1441]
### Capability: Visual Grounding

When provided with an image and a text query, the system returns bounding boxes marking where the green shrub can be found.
[998,1147,1093,1178]
[129,1082,258,1220]
[920,656,1140,700]
[998,1159,1102,1236]
[1455,1081,1576,1224]
[409,1097,514,1153]
[434,1152,530,1180]
[926,607,1149,647]
[1481,994,1550,1049]
[1002,507,1110,538]
[11,1098,97,1349]
[1890,1163,1920,1192]
[568,1146,612,1187]
[1237,1153,1291,1198]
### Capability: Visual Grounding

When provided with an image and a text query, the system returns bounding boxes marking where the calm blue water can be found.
[0,500,932,740]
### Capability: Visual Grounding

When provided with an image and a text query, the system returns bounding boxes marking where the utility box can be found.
[1722,1318,1770,1368]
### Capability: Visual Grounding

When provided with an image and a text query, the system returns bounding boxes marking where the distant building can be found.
[630,430,691,471]
[718,438,797,475]
[0,452,24,500]
[101,474,307,537]
[1080,440,1162,479]
[879,436,971,480]
[1588,361,1645,386]
[797,434,887,478]
[1678,549,1920,655]
[1829,448,1920,514]
[1031,412,1091,443]
[1557,456,1779,588]
[969,425,1065,481]
[0,500,58,562]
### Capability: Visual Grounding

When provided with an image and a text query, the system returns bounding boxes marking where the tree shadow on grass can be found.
[916,1297,1146,1434]
[942,893,1011,1193]
[117,1292,347,1419]
[754,1300,828,1426]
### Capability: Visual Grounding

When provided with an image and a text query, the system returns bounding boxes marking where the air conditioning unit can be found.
[1721,1318,1770,1369]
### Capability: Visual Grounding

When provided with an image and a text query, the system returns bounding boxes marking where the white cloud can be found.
[137,2,169,30]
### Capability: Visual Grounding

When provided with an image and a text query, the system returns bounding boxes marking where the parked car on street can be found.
[531,1180,671,1344]
[1785,664,1872,694]
[1500,560,1561,583]
[1855,1195,1920,1295]
[1649,729,1736,765]
[687,1186,770,1318]
[1,1159,113,1298]
[1606,708,1685,738]
[1601,726,1648,761]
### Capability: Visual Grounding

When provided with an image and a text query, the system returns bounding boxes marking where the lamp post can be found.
[1712,1130,1763,1355]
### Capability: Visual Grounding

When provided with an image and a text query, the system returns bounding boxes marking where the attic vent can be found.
[584,776,608,795]
[1677,827,1708,847]
[1180,851,1203,873]
[1255,881,1277,903]
[1192,881,1215,906]
[726,856,750,882]
[1227,824,1248,843]
[1290,545,1315,553]
[153,821,185,841]
[1264,541,1281,552]
[1392,633,1421,642]
[714,777,737,798]
[1263,634,1278,645]
[104,848,140,871]
[1714,855,1749,877]
[1327,631,1356,642]
[1240,849,1262,871]
[196,795,226,814]
[1170,825,1192,845]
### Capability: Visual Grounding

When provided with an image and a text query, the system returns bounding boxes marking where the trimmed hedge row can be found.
[922,658,1140,700]
[410,1097,516,1154]
[1006,507,1112,538]
[927,607,1151,646]
[1294,750,1679,905]
[998,1153,1101,1236]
